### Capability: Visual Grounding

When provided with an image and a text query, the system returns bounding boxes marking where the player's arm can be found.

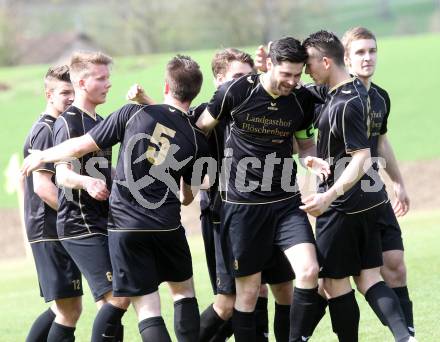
[126,83,156,105]
[55,163,109,201]
[22,134,100,176]
[180,177,196,206]
[195,108,219,134]
[33,171,58,210]
[378,134,409,216]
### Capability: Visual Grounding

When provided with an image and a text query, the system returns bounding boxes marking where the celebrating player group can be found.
[21,26,415,342]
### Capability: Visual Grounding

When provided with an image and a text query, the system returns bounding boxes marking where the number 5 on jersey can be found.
[146,123,176,165]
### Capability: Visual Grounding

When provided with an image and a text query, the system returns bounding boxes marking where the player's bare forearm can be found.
[180,178,197,206]
[297,138,317,168]
[378,134,405,185]
[56,165,91,190]
[33,171,58,210]
[328,148,372,201]
[44,134,99,163]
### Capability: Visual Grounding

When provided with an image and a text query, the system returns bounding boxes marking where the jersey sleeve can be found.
[294,90,317,140]
[340,99,370,153]
[379,91,391,135]
[89,104,144,149]
[32,124,55,173]
[206,79,237,121]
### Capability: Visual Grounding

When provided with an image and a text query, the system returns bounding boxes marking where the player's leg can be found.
[380,203,415,336]
[263,248,295,342]
[157,226,199,342]
[323,277,359,342]
[61,235,128,342]
[284,243,320,342]
[354,205,410,342]
[132,292,172,342]
[28,241,83,342]
[108,230,171,341]
[355,268,410,342]
[234,273,262,341]
[277,202,319,342]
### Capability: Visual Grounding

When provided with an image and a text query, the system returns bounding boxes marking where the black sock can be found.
[174,297,200,342]
[91,303,126,342]
[365,281,410,342]
[328,290,359,342]
[255,297,269,341]
[26,307,56,342]
[232,308,256,341]
[47,322,75,342]
[209,319,233,342]
[199,303,226,342]
[289,287,319,342]
[393,286,415,336]
[138,316,171,342]
[274,303,290,342]
[311,293,328,335]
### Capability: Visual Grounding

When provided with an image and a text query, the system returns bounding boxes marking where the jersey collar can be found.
[329,77,356,94]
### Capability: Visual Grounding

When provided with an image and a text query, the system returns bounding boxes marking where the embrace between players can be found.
[21,27,414,342]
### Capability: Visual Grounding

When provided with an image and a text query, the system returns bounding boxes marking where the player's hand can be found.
[21,149,45,176]
[305,156,331,182]
[299,192,333,217]
[83,177,110,201]
[126,83,152,105]
[255,44,269,72]
[392,182,410,217]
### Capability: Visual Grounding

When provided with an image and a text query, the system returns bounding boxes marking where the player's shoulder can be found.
[370,82,390,101]
[29,115,55,140]
[220,73,259,94]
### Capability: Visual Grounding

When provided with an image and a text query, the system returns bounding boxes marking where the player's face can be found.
[267,60,303,96]
[305,47,328,85]
[215,61,253,87]
[346,39,377,79]
[48,81,74,115]
[83,64,111,105]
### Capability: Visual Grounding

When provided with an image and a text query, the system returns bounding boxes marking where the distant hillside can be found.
[0,33,439,207]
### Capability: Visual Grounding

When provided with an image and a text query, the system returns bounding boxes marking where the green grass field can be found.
[1,210,439,341]
[0,33,439,207]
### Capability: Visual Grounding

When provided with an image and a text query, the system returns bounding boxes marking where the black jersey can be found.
[191,102,226,216]
[315,78,387,213]
[53,105,112,239]
[23,114,58,242]
[206,73,316,204]
[368,82,390,157]
[88,103,209,231]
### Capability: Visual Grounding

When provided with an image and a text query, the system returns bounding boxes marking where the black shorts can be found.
[222,198,314,278]
[379,201,404,252]
[316,204,385,279]
[31,241,83,302]
[61,235,113,301]
[108,226,193,297]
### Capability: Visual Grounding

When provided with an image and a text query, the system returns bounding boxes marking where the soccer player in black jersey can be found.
[22,55,209,342]
[23,65,82,342]
[51,52,129,342]
[128,48,297,342]
[342,26,415,337]
[195,37,330,342]
[301,30,413,342]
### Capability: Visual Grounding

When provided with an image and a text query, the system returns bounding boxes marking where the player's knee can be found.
[213,301,234,320]
[57,299,82,323]
[270,282,293,305]
[258,284,269,297]
[295,263,319,284]
[109,296,131,310]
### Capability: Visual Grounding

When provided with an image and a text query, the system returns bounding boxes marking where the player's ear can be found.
[164,81,170,95]
[344,55,351,68]
[78,78,86,90]
[266,58,273,71]
[214,74,224,87]
[45,89,52,102]
[322,57,331,69]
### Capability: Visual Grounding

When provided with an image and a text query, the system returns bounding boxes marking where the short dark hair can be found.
[44,65,71,90]
[165,55,203,103]
[211,48,254,77]
[269,37,308,65]
[303,30,345,66]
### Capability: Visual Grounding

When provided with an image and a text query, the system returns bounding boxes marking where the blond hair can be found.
[342,27,377,56]
[69,51,112,83]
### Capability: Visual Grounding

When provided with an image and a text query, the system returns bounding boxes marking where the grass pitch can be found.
[1,210,439,341]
